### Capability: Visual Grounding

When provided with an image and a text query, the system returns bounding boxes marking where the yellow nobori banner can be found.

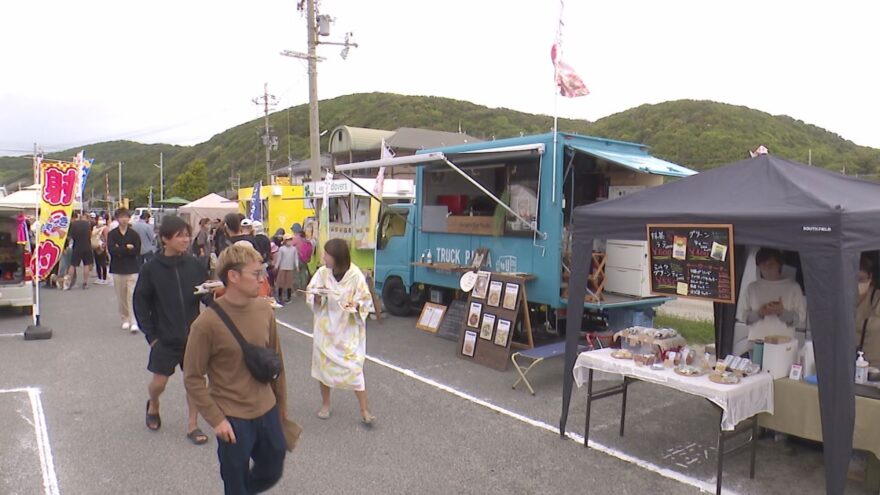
[30,161,78,280]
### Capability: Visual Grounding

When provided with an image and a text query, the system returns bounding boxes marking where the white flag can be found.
[373,139,394,198]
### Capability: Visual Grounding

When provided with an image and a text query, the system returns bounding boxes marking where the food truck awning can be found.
[567,144,697,178]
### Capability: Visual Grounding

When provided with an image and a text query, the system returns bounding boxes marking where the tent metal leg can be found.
[620,377,629,437]
[584,369,593,447]
[750,416,758,479]
[716,418,725,495]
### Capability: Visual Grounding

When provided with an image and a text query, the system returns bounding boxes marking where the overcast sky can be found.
[2,0,878,156]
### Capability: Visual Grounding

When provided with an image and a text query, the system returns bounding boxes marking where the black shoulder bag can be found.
[209,301,282,383]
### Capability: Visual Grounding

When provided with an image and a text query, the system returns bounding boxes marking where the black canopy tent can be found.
[560,154,880,494]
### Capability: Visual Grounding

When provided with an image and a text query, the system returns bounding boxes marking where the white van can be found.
[0,205,34,310]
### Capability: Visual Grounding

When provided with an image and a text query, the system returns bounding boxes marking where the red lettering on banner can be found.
[31,241,61,280]
[42,167,77,206]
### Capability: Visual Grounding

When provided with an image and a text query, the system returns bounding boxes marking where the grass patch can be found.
[653,314,715,344]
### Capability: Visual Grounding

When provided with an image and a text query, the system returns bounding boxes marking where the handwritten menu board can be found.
[437,300,468,342]
[647,224,736,304]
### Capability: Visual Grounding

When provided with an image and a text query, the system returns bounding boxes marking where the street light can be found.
[152,152,164,202]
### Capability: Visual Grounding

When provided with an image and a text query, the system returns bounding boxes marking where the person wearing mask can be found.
[91,216,109,285]
[134,215,211,445]
[737,248,806,341]
[184,243,290,493]
[857,254,880,366]
[66,211,95,289]
[306,238,376,425]
[108,208,142,332]
[131,211,157,266]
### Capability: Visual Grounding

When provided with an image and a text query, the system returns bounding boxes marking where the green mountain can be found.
[589,99,880,174]
[0,141,185,201]
[3,93,878,207]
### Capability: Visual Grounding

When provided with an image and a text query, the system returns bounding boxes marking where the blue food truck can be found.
[368,132,696,329]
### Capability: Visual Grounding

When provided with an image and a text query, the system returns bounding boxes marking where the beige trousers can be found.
[113,274,139,324]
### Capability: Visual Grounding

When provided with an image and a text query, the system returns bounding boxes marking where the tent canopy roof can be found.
[158,196,190,205]
[573,154,880,251]
[180,193,236,210]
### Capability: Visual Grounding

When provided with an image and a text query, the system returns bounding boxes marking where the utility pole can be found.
[253,83,278,184]
[159,152,164,201]
[118,161,123,208]
[153,152,164,202]
[306,0,321,181]
[283,2,358,181]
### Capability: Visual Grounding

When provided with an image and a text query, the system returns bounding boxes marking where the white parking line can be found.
[0,333,25,338]
[275,319,730,494]
[0,387,60,495]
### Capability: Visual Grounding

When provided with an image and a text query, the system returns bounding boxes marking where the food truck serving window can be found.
[422,155,540,237]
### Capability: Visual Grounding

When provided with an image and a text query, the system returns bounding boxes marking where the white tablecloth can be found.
[573,348,774,431]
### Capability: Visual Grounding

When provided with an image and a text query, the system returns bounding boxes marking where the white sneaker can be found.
[122,321,130,331]
[130,323,139,334]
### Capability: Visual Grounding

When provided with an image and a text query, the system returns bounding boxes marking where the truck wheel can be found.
[382,277,412,317]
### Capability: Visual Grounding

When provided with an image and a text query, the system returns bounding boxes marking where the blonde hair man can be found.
[184,243,289,494]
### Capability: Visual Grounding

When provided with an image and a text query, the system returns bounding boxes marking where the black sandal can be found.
[145,400,161,431]
[186,428,209,445]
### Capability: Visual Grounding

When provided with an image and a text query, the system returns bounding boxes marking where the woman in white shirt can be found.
[739,248,807,341]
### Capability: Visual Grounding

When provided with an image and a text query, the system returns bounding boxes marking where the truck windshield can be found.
[377,209,409,249]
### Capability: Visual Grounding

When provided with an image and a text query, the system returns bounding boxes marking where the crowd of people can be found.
[62,210,371,495]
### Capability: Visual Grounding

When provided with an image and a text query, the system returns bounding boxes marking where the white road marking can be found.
[276,319,732,494]
[0,333,25,337]
[0,387,60,495]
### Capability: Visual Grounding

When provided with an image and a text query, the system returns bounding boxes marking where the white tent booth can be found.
[178,193,239,232]
[0,185,82,211]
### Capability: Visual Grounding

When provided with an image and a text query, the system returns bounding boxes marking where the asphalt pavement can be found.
[0,281,872,494]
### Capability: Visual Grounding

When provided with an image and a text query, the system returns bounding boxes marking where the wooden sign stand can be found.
[457,273,533,371]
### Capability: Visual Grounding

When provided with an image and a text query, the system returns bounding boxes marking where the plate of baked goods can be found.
[709,372,741,385]
[611,349,633,360]
[674,365,704,377]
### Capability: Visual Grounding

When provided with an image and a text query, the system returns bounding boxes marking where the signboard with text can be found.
[647,224,736,304]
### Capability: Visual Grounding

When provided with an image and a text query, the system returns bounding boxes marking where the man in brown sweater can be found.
[184,243,288,494]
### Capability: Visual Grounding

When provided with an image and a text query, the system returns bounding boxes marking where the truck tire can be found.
[382,277,412,317]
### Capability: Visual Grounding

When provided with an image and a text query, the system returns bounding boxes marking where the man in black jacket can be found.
[133,215,212,445]
[108,208,141,332]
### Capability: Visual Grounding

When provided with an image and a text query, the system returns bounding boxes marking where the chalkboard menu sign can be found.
[437,299,468,342]
[646,224,736,303]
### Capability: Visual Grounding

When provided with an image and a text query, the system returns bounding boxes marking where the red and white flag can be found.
[373,139,394,198]
[551,44,589,98]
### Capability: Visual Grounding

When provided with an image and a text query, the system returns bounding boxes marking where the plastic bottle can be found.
[426,250,433,264]
[856,351,869,384]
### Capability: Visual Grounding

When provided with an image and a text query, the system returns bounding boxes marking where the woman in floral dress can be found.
[306,238,376,425]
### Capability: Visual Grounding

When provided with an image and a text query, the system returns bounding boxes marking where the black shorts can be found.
[71,249,94,266]
[148,341,185,376]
